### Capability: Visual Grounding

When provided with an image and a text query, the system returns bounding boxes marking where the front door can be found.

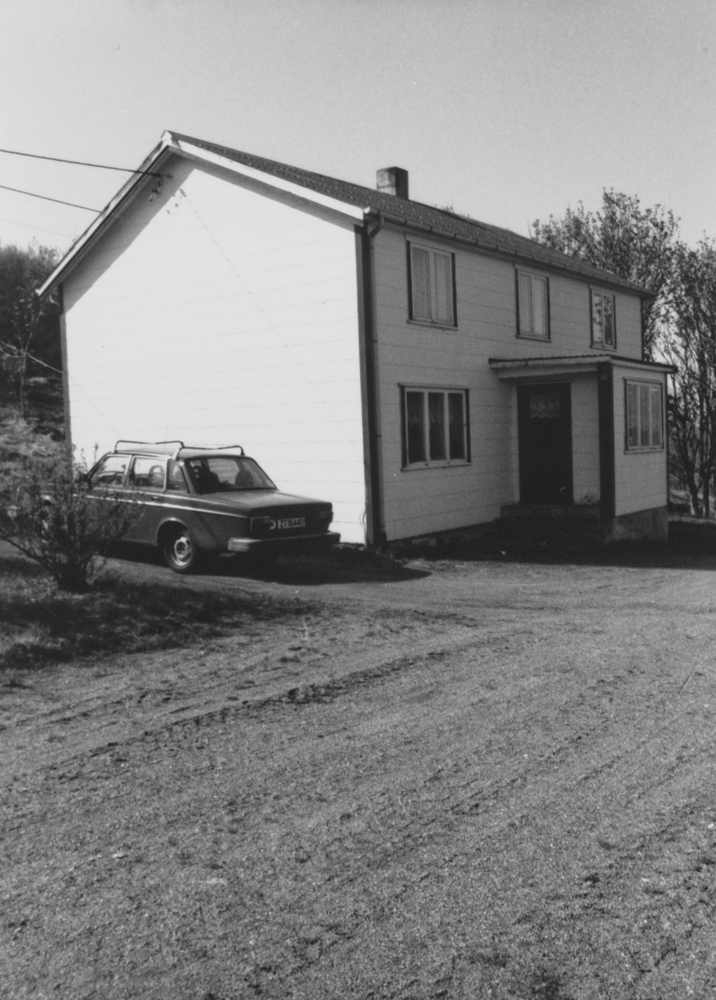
[518,383,573,504]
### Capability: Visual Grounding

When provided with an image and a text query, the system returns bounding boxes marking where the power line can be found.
[0,145,163,178]
[0,183,100,212]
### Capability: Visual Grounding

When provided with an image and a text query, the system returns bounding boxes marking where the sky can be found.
[1,0,716,255]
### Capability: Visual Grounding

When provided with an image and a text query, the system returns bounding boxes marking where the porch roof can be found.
[488,353,675,380]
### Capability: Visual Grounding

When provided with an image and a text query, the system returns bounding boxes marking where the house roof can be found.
[38,130,651,298]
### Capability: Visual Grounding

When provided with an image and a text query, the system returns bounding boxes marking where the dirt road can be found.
[3,553,716,999]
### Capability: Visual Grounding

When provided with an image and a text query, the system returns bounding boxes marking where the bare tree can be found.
[661,240,716,517]
[0,243,60,416]
[531,191,680,356]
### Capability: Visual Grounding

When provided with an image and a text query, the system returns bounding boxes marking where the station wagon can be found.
[86,440,339,572]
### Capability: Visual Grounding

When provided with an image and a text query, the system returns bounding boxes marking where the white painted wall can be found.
[612,365,668,516]
[372,226,642,539]
[62,155,367,542]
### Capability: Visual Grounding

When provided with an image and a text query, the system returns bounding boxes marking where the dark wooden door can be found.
[518,383,573,504]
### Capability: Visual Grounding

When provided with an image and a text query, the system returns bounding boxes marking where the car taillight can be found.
[316,507,333,526]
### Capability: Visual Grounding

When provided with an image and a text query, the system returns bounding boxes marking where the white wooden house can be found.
[39,131,673,545]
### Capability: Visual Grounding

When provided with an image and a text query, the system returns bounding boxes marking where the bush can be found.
[0,415,139,591]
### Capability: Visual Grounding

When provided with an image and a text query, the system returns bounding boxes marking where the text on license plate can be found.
[277,517,305,530]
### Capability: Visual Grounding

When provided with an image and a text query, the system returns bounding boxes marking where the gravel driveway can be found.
[3,549,716,999]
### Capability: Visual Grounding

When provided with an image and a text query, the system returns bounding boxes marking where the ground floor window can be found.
[625,380,664,449]
[401,387,469,467]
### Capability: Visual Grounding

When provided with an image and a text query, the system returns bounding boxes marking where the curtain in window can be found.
[531,277,546,337]
[406,391,426,463]
[448,393,465,459]
[592,292,604,340]
[428,392,446,460]
[603,295,615,346]
[410,247,431,321]
[639,384,650,446]
[518,272,532,334]
[626,382,639,447]
[432,252,453,324]
[649,385,663,446]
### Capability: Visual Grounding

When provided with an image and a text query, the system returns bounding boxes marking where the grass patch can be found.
[0,553,308,674]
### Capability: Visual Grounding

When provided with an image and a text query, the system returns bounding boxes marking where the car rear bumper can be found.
[226,531,340,554]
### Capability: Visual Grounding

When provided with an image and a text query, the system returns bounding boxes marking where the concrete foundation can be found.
[604,506,669,543]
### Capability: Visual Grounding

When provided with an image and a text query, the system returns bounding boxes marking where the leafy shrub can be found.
[0,414,139,591]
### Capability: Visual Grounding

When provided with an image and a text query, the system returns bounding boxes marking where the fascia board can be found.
[491,363,599,381]
[489,355,676,379]
[607,357,676,374]
[37,139,173,299]
[168,135,366,223]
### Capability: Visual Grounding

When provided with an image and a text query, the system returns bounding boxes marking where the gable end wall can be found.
[61,155,368,542]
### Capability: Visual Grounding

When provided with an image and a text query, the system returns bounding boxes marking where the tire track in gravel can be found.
[5,557,716,1000]
[2,615,539,785]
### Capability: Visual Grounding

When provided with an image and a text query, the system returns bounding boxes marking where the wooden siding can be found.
[372,227,642,540]
[62,155,367,542]
[611,364,668,516]
[571,376,601,503]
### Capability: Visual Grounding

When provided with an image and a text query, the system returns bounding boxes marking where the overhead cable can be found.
[0,183,100,212]
[0,146,162,178]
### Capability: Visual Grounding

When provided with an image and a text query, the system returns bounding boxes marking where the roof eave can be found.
[36,136,175,300]
[376,212,649,298]
[36,131,368,301]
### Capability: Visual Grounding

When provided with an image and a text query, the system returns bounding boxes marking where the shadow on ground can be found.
[216,547,431,585]
[395,519,716,572]
[0,549,308,674]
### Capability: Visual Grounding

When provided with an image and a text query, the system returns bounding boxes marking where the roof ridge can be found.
[38,130,651,299]
[167,131,646,295]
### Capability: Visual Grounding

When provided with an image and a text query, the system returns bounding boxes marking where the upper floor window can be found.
[625,380,664,450]
[516,270,549,340]
[402,386,469,467]
[408,243,456,327]
[591,289,616,348]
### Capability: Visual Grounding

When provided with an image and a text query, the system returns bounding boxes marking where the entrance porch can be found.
[489,353,673,543]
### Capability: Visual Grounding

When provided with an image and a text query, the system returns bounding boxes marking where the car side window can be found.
[129,457,166,490]
[167,461,189,493]
[90,455,128,487]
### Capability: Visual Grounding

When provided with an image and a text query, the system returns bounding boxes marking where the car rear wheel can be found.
[160,524,202,574]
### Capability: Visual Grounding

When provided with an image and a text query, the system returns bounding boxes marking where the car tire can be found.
[160,524,202,574]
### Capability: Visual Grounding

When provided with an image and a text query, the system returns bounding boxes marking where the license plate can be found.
[277,517,305,530]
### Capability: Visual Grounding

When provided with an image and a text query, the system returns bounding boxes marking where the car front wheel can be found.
[160,525,202,574]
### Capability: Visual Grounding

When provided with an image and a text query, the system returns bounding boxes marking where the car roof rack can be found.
[113,440,245,459]
[179,444,245,457]
[114,440,185,458]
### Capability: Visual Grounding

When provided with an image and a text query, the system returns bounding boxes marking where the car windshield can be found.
[184,456,276,494]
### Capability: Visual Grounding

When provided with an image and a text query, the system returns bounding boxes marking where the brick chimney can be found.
[376,166,409,200]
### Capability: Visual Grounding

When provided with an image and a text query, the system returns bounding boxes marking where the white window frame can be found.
[516,269,550,340]
[408,242,456,327]
[590,288,617,348]
[625,379,664,450]
[401,386,469,468]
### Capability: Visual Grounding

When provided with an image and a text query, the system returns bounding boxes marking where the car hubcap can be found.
[173,535,192,565]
